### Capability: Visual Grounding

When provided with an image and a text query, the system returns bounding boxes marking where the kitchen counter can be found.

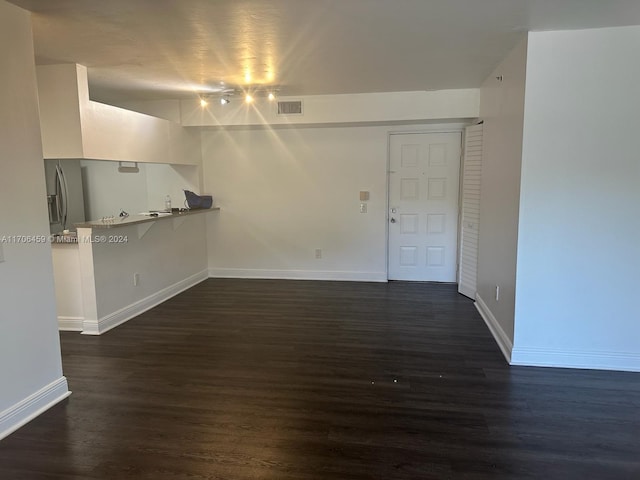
[52,206,213,334]
[74,207,219,229]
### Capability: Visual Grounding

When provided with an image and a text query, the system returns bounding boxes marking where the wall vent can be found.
[277,100,303,116]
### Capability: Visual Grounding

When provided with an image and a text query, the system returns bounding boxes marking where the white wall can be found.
[37,64,202,165]
[51,244,84,330]
[476,37,528,357]
[513,27,640,370]
[0,1,69,439]
[145,163,201,211]
[81,160,200,220]
[202,123,466,281]
[183,90,479,127]
[81,160,149,219]
[35,64,84,158]
[114,99,182,123]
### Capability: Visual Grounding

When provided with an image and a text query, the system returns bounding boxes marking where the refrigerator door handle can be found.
[54,165,62,222]
[55,164,69,230]
[47,195,59,224]
[59,164,69,230]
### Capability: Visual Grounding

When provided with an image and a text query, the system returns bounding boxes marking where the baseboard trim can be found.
[511,347,640,372]
[0,377,71,441]
[475,294,513,363]
[82,270,209,335]
[208,268,388,283]
[58,316,83,331]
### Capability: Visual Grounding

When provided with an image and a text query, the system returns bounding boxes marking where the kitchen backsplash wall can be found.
[146,163,200,211]
[81,160,148,219]
[80,160,199,220]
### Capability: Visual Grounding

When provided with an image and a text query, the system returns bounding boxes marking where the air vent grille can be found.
[277,100,303,115]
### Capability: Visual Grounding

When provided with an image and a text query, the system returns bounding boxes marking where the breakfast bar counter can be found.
[74,207,219,229]
[51,207,217,334]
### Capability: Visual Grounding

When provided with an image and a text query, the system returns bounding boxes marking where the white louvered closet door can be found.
[458,124,483,299]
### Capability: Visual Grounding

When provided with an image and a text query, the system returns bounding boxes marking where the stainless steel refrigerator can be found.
[44,159,86,234]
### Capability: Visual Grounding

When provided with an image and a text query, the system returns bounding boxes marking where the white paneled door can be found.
[388,132,461,281]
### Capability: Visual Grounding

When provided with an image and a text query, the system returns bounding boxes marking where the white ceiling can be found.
[10,0,640,103]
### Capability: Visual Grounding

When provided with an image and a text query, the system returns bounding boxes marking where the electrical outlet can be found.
[315,249,322,259]
[133,273,140,286]
[495,285,500,301]
[360,203,367,214]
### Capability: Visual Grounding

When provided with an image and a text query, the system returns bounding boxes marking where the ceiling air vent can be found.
[277,100,303,116]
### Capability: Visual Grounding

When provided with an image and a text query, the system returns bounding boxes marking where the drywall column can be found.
[0,1,70,440]
[513,27,640,371]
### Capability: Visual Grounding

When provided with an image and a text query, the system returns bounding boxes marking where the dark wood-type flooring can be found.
[1,279,639,479]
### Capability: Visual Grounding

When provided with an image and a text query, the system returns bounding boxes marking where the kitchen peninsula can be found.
[52,208,218,334]
[35,61,213,335]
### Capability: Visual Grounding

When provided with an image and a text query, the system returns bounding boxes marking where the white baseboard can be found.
[208,268,388,283]
[511,347,640,372]
[58,316,83,331]
[475,294,513,363]
[475,295,640,372]
[0,377,71,441]
[82,270,209,335]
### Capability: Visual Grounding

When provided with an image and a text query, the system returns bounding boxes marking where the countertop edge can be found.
[74,207,220,230]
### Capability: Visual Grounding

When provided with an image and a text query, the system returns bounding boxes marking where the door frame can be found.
[385,126,466,281]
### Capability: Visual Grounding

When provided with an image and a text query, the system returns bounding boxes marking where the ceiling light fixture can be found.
[199,97,208,107]
[268,92,275,101]
[220,96,230,105]
[245,94,254,103]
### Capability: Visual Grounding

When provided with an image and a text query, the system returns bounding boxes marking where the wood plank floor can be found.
[1,279,639,479]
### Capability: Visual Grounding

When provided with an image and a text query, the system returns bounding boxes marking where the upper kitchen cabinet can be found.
[36,64,200,166]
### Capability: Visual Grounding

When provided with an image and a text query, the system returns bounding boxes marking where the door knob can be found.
[390,217,396,223]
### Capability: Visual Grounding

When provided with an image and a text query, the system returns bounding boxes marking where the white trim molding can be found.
[82,270,208,335]
[511,347,640,372]
[58,316,84,331]
[475,294,513,363]
[0,377,71,441]
[209,268,388,283]
[476,294,640,372]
